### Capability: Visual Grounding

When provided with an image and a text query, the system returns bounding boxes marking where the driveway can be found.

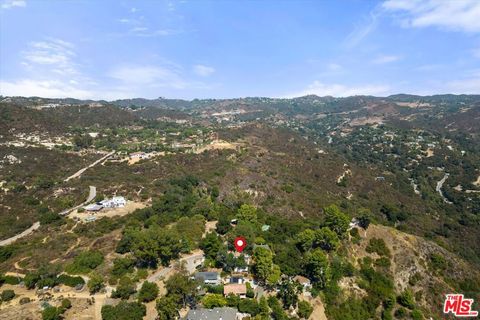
[64,151,115,182]
[0,185,96,246]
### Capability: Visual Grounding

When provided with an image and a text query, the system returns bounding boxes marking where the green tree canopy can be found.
[324,205,350,237]
[138,281,159,303]
[202,294,227,309]
[305,249,331,288]
[237,204,258,223]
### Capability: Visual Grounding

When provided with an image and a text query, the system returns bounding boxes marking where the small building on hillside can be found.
[223,284,247,298]
[184,307,237,320]
[84,204,103,212]
[100,196,126,208]
[129,152,149,160]
[293,275,312,291]
[195,272,221,286]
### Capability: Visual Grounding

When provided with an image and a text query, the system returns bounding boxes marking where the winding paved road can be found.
[0,186,96,246]
[0,151,114,246]
[0,222,41,247]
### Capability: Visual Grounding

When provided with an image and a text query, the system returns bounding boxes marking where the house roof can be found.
[293,275,311,285]
[84,204,103,211]
[184,307,237,320]
[195,272,219,281]
[223,283,247,295]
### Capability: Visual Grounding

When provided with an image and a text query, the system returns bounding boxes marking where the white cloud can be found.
[1,0,26,9]
[22,38,78,75]
[383,0,480,33]
[0,79,93,99]
[128,27,177,37]
[117,16,179,37]
[193,64,215,77]
[344,7,382,48]
[372,54,401,64]
[109,65,187,89]
[285,81,391,98]
[130,7,138,13]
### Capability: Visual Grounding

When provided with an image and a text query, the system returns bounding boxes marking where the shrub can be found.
[429,253,447,271]
[0,246,14,263]
[366,238,391,257]
[1,289,15,302]
[66,250,104,274]
[111,257,135,277]
[411,309,424,320]
[394,307,407,318]
[61,298,72,310]
[2,275,20,285]
[39,211,62,224]
[397,289,415,309]
[111,276,136,300]
[101,302,146,320]
[298,300,313,319]
[42,306,62,320]
[375,257,391,268]
[138,281,159,302]
[19,297,31,305]
[87,273,104,294]
[57,274,85,287]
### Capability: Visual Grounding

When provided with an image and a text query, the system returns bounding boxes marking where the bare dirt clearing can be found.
[193,139,240,153]
[69,201,146,221]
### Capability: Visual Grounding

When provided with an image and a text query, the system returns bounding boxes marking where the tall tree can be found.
[305,249,331,288]
[324,205,350,237]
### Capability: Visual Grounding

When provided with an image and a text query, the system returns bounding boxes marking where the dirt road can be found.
[64,151,115,182]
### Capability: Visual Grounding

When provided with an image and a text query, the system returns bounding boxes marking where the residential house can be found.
[232,252,250,273]
[129,152,149,160]
[293,275,312,291]
[195,272,221,286]
[228,275,246,284]
[223,284,247,298]
[184,307,237,320]
[100,196,126,208]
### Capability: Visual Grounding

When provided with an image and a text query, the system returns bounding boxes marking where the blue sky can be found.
[1,0,479,99]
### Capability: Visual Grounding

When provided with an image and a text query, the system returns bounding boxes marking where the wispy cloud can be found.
[344,5,382,48]
[1,0,26,9]
[285,81,391,98]
[383,0,480,33]
[109,64,187,89]
[372,54,402,64]
[117,14,180,37]
[0,37,99,99]
[22,38,79,75]
[193,64,215,77]
[0,79,93,99]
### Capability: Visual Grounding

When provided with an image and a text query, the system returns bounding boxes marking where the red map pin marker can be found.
[234,236,247,253]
